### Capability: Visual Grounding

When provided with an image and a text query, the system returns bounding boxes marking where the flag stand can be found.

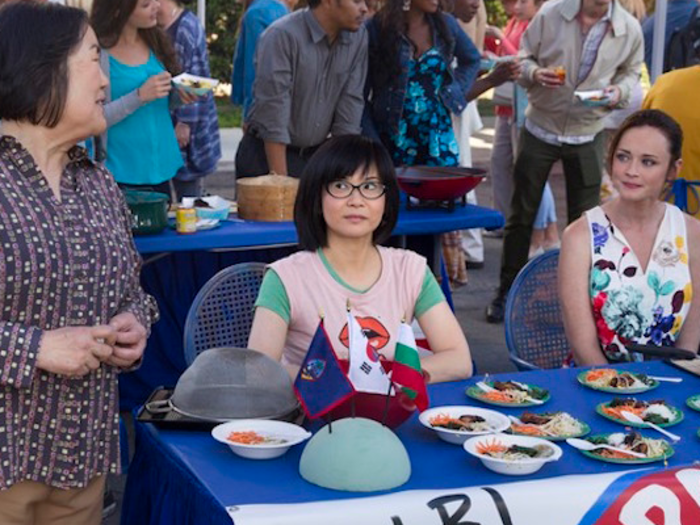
[381,382,394,427]
[350,396,356,418]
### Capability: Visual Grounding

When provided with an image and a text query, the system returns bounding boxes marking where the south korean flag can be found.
[347,312,392,394]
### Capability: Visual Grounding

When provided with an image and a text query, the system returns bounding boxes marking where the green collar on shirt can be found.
[317,248,372,294]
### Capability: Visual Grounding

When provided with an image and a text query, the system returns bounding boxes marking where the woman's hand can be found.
[107,312,148,369]
[37,325,117,377]
[138,72,172,103]
[175,122,191,148]
[485,25,504,40]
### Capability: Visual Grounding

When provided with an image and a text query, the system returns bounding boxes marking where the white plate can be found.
[574,90,610,107]
[172,73,219,95]
[419,406,510,445]
[463,433,562,475]
[211,420,311,460]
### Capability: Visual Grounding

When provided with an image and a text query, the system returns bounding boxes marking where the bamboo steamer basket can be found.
[236,175,299,222]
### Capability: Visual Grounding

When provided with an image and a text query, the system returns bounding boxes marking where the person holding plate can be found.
[91,0,184,195]
[248,135,472,383]
[559,109,700,366]
[485,0,644,323]
[0,3,158,522]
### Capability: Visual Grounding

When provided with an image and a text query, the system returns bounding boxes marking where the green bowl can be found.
[507,412,590,441]
[465,382,550,407]
[123,190,169,235]
[576,369,659,394]
[578,433,674,464]
[595,401,684,428]
[686,395,700,412]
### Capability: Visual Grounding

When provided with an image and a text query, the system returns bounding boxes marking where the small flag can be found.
[392,321,429,412]
[294,321,355,419]
[347,312,392,394]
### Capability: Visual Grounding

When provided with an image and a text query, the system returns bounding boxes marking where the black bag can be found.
[664,5,700,72]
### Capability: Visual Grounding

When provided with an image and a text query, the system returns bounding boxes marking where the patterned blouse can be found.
[586,204,692,362]
[0,136,158,490]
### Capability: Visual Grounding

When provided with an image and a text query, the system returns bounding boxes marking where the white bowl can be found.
[211,420,312,460]
[463,433,562,475]
[182,195,231,221]
[419,406,511,445]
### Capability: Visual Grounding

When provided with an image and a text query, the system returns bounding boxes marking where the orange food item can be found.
[586,369,616,382]
[481,391,515,403]
[597,448,639,459]
[430,414,461,427]
[511,424,545,436]
[602,404,644,421]
[227,431,265,445]
[476,439,508,455]
[553,66,566,83]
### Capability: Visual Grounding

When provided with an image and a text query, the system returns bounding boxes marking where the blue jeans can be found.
[533,182,557,230]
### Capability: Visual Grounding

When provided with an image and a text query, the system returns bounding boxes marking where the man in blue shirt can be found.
[642,0,699,72]
[230,0,298,118]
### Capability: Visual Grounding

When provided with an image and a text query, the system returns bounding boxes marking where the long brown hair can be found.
[90,0,180,74]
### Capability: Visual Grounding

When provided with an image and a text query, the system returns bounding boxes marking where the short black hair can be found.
[0,2,88,127]
[607,109,683,173]
[307,0,321,7]
[295,135,400,251]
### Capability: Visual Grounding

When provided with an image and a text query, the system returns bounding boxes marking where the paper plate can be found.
[577,433,674,464]
[465,382,550,408]
[507,412,590,441]
[577,369,659,394]
[596,401,684,428]
[574,89,610,107]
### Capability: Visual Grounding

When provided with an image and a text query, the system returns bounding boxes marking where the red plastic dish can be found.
[396,166,487,201]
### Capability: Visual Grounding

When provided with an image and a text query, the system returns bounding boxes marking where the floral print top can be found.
[587,204,692,362]
[389,48,459,167]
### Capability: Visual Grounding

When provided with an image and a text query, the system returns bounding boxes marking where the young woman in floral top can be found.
[560,110,700,366]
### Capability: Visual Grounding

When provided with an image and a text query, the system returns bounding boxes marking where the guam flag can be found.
[392,321,429,412]
[294,321,355,419]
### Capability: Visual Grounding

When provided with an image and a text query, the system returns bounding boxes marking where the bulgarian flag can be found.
[392,321,429,412]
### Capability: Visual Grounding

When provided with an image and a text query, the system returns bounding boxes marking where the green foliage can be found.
[204,0,244,83]
[484,0,508,27]
[216,97,243,127]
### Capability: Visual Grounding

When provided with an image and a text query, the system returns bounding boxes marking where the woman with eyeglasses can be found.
[248,135,472,383]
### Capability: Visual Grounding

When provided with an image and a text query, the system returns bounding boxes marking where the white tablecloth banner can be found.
[227,466,700,525]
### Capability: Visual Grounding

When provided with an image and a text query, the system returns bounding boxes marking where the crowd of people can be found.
[1,0,700,522]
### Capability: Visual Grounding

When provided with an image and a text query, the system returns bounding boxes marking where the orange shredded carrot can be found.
[602,405,644,421]
[227,431,265,445]
[511,424,545,436]
[481,391,514,403]
[585,369,617,382]
[476,439,508,455]
[430,414,461,427]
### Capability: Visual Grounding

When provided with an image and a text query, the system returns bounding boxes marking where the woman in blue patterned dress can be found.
[363,0,481,284]
[560,110,700,366]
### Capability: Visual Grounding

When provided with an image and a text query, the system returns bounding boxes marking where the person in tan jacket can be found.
[486,0,643,323]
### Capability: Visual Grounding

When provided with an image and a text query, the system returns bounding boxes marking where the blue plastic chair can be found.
[504,249,569,371]
[183,262,267,366]
[665,178,700,214]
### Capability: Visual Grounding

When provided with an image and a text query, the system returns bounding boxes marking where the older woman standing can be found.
[0,3,157,524]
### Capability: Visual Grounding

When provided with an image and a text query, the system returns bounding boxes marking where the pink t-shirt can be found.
[270,247,426,367]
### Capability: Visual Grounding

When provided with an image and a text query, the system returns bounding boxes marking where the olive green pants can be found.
[498,128,605,294]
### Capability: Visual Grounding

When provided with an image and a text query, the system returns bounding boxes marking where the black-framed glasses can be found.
[326,179,386,200]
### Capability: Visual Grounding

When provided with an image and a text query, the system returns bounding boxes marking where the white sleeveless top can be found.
[270,247,426,367]
[586,204,692,361]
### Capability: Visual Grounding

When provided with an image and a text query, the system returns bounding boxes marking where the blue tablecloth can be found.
[121,361,700,525]
[119,204,504,410]
[133,204,504,254]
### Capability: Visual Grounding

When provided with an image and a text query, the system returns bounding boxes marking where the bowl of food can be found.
[183,195,231,221]
[419,406,510,444]
[396,166,486,201]
[211,419,311,460]
[574,89,610,107]
[508,411,590,441]
[173,73,219,96]
[463,434,562,475]
[578,368,659,394]
[597,398,684,428]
